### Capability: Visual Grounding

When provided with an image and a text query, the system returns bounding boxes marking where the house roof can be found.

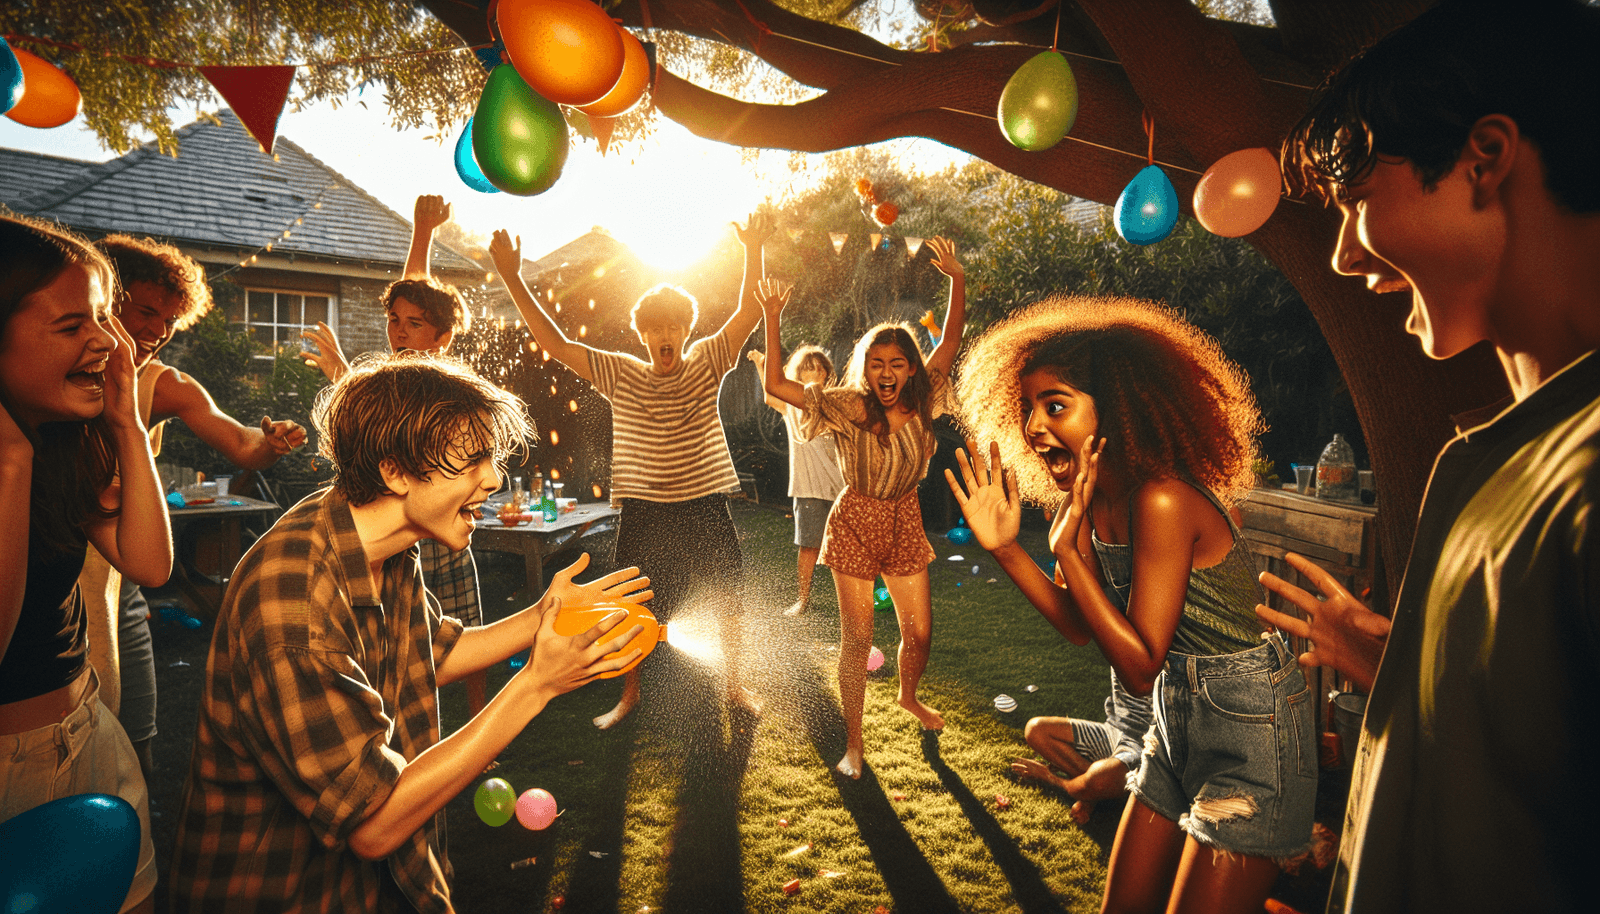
[1,110,477,273]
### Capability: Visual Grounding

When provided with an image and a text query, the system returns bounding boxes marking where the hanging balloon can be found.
[0,794,141,914]
[497,0,625,107]
[453,117,501,194]
[997,51,1078,152]
[873,201,899,227]
[1,38,24,116]
[1193,147,1282,238]
[577,27,650,118]
[472,65,569,196]
[4,46,81,129]
[855,178,875,201]
[1114,165,1180,245]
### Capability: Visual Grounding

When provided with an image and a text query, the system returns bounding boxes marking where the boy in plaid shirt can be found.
[169,354,652,913]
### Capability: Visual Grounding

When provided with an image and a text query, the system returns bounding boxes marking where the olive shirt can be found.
[169,488,464,914]
[1334,351,1600,913]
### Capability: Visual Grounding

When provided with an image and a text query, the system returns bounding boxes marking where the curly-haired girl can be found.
[946,294,1314,914]
[757,237,965,778]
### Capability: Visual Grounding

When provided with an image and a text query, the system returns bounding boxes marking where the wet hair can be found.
[383,276,470,339]
[843,322,934,444]
[784,344,835,385]
[96,234,213,331]
[955,295,1264,511]
[1283,0,1600,213]
[0,213,121,552]
[630,284,698,337]
[313,351,533,506]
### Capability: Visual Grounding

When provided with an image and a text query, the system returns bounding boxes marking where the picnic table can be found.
[471,502,620,599]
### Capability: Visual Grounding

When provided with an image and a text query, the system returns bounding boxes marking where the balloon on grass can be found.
[497,0,625,107]
[515,788,559,830]
[1194,147,1282,237]
[474,778,516,826]
[946,519,974,545]
[867,645,886,672]
[1114,165,1180,245]
[472,65,569,196]
[0,793,140,913]
[997,51,1078,152]
[3,46,80,128]
[454,117,500,194]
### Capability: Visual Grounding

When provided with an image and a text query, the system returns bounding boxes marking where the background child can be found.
[1,213,174,914]
[490,214,773,729]
[946,295,1313,914]
[747,344,845,616]
[756,235,966,779]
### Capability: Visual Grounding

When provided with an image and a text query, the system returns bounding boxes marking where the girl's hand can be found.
[519,598,645,696]
[1256,553,1391,692]
[1048,435,1103,567]
[746,349,766,371]
[489,230,523,281]
[735,212,775,248]
[300,321,350,382]
[926,236,964,278]
[100,317,143,433]
[754,278,791,321]
[945,439,1021,551]
[543,553,654,610]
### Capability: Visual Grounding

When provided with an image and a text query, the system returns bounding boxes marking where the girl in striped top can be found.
[756,237,966,778]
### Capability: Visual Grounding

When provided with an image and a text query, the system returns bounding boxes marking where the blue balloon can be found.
[1,37,23,116]
[454,117,501,195]
[473,43,505,72]
[0,793,141,914]
[946,521,974,545]
[1114,164,1180,245]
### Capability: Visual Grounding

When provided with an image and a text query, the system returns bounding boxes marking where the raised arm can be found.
[300,321,351,383]
[403,195,451,279]
[745,349,787,411]
[947,441,1093,645]
[489,230,595,383]
[757,280,807,409]
[924,236,966,377]
[712,212,775,351]
[150,369,306,470]
[0,401,33,668]
[83,319,171,588]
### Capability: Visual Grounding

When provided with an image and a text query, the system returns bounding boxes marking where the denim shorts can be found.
[1130,632,1317,860]
[793,497,833,549]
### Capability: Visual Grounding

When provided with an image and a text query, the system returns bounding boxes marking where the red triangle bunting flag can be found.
[199,65,294,154]
[591,115,615,157]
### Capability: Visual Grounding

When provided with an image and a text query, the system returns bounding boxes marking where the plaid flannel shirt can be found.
[169,488,464,913]
[418,540,482,627]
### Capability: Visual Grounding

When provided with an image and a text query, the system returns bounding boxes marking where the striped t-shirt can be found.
[587,329,741,505]
[799,369,953,501]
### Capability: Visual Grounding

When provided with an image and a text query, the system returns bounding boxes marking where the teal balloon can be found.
[0,793,140,914]
[1114,165,1180,245]
[946,520,974,545]
[472,65,569,196]
[0,37,23,116]
[454,117,500,195]
[873,584,892,611]
[997,51,1078,152]
[474,777,516,827]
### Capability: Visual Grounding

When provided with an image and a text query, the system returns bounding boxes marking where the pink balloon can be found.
[1194,147,1282,238]
[867,645,885,672]
[515,788,558,830]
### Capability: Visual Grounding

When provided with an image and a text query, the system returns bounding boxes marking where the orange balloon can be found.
[498,0,625,107]
[5,46,81,129]
[577,27,649,118]
[550,601,660,678]
[1194,147,1282,238]
[874,201,899,227]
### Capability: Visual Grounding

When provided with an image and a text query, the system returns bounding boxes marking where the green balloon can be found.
[474,777,516,827]
[997,51,1078,152]
[472,65,570,196]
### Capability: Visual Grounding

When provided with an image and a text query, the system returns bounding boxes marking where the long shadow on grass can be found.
[922,730,1070,914]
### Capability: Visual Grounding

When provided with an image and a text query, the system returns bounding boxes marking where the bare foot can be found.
[1010,757,1069,792]
[784,600,808,617]
[835,748,864,779]
[898,695,945,731]
[593,694,637,730]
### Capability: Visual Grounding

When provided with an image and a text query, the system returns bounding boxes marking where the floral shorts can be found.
[821,487,935,580]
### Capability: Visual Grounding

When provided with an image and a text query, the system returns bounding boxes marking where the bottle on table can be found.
[1315,434,1359,503]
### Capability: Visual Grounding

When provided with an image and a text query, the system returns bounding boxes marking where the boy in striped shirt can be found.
[490,213,772,728]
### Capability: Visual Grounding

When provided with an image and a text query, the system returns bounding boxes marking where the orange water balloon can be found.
[873,201,899,227]
[4,46,81,128]
[1194,147,1282,238]
[577,27,649,118]
[498,0,625,107]
[551,601,661,678]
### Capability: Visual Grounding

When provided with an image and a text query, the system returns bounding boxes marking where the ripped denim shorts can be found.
[1129,631,1318,860]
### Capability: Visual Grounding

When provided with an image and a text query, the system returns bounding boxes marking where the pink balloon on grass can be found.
[516,788,558,830]
[867,645,885,672]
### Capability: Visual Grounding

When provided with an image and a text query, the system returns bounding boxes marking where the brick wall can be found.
[337,276,392,359]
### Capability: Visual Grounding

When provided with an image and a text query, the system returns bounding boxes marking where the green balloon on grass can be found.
[474,777,516,826]
[998,51,1078,152]
[472,65,569,196]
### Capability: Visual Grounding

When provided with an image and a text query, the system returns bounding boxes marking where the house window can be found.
[229,289,334,355]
